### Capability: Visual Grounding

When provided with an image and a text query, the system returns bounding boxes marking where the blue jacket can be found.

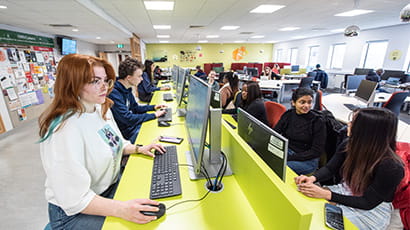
[313,69,328,89]
[137,72,160,102]
[109,80,156,142]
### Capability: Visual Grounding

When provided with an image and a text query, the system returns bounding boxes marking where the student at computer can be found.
[138,60,170,102]
[222,81,247,115]
[207,70,220,91]
[109,57,167,143]
[219,72,239,109]
[194,65,207,80]
[261,66,281,80]
[272,63,280,74]
[366,70,381,82]
[39,54,167,229]
[153,65,162,81]
[295,108,404,230]
[241,82,269,126]
[313,64,328,89]
[274,87,326,175]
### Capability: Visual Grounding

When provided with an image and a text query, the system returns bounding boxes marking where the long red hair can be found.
[39,54,116,138]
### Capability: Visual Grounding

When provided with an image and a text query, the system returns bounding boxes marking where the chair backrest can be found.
[313,89,323,111]
[383,91,410,116]
[307,71,317,78]
[299,77,314,88]
[264,101,286,128]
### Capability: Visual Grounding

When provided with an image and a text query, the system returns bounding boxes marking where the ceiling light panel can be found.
[206,35,219,38]
[153,25,171,30]
[335,9,374,17]
[250,4,285,13]
[251,35,265,38]
[159,40,169,43]
[279,27,300,31]
[220,26,240,30]
[144,1,174,11]
[157,35,170,38]
[198,40,208,43]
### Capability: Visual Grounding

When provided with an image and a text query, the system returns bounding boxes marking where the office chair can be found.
[313,89,323,111]
[264,101,286,128]
[292,76,314,92]
[383,91,410,116]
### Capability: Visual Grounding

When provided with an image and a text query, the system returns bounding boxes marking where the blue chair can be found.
[383,91,410,116]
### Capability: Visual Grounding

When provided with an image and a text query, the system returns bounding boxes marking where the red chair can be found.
[264,101,286,128]
[383,91,410,116]
[313,89,323,111]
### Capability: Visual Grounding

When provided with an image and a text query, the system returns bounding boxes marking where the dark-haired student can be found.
[137,60,170,102]
[296,108,404,230]
[109,57,166,143]
[274,87,326,175]
[219,72,239,109]
[242,82,269,126]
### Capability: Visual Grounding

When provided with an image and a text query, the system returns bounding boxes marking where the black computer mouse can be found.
[140,203,166,219]
[158,121,171,127]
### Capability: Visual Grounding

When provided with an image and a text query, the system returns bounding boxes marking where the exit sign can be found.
[117,44,124,48]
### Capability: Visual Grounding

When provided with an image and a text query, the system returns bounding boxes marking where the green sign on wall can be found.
[0,29,54,48]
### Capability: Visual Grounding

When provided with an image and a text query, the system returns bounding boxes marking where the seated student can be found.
[313,64,328,89]
[153,65,162,81]
[366,70,381,82]
[194,65,207,80]
[109,58,167,143]
[242,82,269,126]
[219,72,239,109]
[261,66,281,80]
[39,54,167,229]
[274,87,326,175]
[295,108,404,230]
[207,70,220,91]
[222,81,248,114]
[272,63,280,74]
[137,60,170,102]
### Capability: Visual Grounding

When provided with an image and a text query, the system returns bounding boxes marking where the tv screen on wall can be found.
[62,38,77,55]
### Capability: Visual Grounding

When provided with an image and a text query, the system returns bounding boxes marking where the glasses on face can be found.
[89,78,114,89]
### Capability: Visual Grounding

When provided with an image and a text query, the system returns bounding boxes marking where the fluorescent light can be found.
[144,1,174,10]
[157,35,170,38]
[292,36,306,39]
[250,4,285,13]
[279,27,300,31]
[234,40,245,43]
[206,35,219,38]
[110,41,115,43]
[0,5,7,9]
[335,9,373,17]
[220,26,240,30]
[72,28,79,32]
[250,35,265,39]
[198,40,208,43]
[266,40,278,43]
[153,25,171,30]
[159,41,169,43]
[330,28,345,33]
[96,37,101,39]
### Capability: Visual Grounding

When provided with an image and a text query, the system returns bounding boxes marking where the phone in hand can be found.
[159,136,183,144]
[324,203,344,230]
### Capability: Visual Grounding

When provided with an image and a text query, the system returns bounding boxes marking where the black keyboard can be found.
[343,103,359,111]
[150,145,182,199]
[157,108,172,122]
[163,93,173,101]
[325,203,344,230]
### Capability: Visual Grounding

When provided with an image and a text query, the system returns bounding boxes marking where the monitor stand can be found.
[185,149,232,180]
[177,108,186,117]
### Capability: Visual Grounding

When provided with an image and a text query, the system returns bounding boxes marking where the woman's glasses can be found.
[89,78,114,89]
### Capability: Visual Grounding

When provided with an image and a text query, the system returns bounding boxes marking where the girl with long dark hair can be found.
[137,60,169,102]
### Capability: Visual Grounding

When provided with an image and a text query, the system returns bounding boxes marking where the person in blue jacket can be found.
[109,58,166,143]
[137,60,170,102]
[313,64,328,89]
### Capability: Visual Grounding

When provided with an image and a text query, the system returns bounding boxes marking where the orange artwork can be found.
[232,46,248,61]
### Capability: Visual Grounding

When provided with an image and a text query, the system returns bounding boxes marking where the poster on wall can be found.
[6,88,17,100]
[0,48,10,66]
[8,99,21,111]
[232,46,248,61]
[17,108,27,121]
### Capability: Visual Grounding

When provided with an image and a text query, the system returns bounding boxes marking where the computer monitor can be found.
[345,75,366,93]
[237,108,288,182]
[246,67,259,77]
[353,68,373,75]
[175,69,189,116]
[171,65,178,83]
[210,90,221,108]
[381,70,405,81]
[291,65,300,73]
[184,75,232,181]
[213,66,224,73]
[355,79,378,105]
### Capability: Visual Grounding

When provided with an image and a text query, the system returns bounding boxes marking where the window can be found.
[329,43,346,69]
[275,49,283,62]
[307,46,319,67]
[290,48,298,64]
[361,40,388,68]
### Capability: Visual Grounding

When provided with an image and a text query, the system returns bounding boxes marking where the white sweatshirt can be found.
[40,107,130,216]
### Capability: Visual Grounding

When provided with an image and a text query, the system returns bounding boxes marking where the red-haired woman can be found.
[39,54,165,229]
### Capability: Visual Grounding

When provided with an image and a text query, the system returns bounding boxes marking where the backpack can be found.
[393,142,410,230]
[310,110,347,166]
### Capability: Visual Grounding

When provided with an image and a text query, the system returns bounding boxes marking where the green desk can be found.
[102,83,357,230]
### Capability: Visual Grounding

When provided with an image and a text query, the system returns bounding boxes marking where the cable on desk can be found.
[167,190,211,211]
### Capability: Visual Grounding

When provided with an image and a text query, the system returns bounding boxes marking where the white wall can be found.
[273,24,410,73]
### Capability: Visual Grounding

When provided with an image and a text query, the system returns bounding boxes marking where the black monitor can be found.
[354,68,373,75]
[291,65,300,73]
[213,66,224,73]
[237,108,288,182]
[246,68,258,77]
[210,90,221,108]
[355,79,378,105]
[381,70,405,81]
[345,75,366,93]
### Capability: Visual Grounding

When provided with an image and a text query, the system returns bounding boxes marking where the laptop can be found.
[386,77,400,85]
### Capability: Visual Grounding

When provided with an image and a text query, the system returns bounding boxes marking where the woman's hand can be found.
[117,198,159,224]
[297,183,332,200]
[154,104,167,110]
[160,86,170,91]
[155,109,166,118]
[137,143,166,157]
[294,175,316,185]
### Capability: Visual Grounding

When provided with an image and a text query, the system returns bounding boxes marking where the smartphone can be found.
[159,136,183,144]
[324,203,344,230]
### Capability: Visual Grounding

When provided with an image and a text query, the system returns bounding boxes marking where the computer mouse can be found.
[158,121,171,127]
[378,96,385,99]
[140,203,166,219]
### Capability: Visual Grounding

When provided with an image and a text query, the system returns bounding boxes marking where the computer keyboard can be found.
[150,145,182,199]
[157,107,172,122]
[343,103,359,111]
[325,203,344,230]
[163,93,173,101]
